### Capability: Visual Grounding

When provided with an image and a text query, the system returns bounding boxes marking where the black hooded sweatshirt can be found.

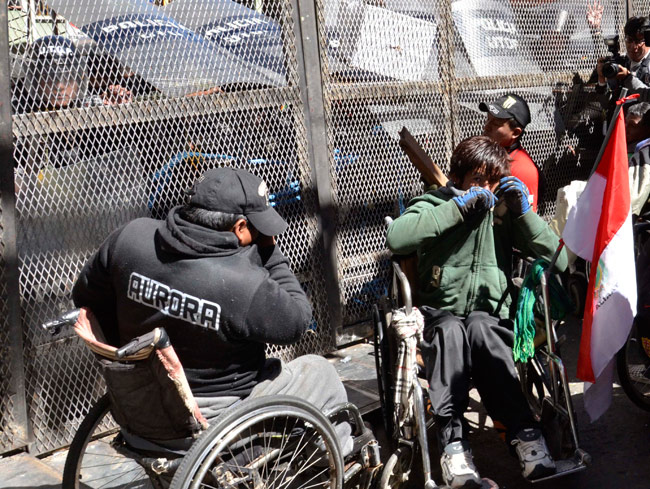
[72,207,312,398]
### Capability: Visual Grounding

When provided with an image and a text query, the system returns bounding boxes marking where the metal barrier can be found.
[0,0,647,455]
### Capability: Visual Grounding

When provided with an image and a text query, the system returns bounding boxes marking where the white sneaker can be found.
[440,440,482,489]
[511,428,556,480]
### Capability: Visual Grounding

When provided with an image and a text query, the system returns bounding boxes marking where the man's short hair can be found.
[449,136,511,184]
[179,205,245,231]
[629,102,650,125]
[625,16,649,37]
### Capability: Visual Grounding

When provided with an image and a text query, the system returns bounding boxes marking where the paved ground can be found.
[1,315,649,489]
[461,317,650,489]
[333,315,650,489]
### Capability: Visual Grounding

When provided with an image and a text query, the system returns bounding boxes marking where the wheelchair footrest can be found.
[528,449,590,483]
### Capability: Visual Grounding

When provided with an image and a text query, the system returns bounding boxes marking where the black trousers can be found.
[420,307,537,448]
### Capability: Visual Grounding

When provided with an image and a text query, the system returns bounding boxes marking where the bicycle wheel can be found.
[170,395,344,489]
[62,393,156,489]
[617,321,650,412]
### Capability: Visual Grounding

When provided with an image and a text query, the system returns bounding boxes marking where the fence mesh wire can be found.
[8,0,331,454]
[318,0,642,326]
[2,0,650,455]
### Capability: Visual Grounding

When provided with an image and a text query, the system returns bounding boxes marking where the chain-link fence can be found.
[1,0,648,456]
[317,0,632,327]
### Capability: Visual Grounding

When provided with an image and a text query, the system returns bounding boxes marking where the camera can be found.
[602,60,621,78]
[602,35,625,79]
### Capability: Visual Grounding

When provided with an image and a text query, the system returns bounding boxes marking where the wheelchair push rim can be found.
[62,393,159,489]
[170,395,344,489]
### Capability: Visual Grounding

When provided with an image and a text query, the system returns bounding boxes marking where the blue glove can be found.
[497,176,531,216]
[452,187,497,219]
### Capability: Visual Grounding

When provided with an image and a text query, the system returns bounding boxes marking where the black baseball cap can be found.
[186,167,288,236]
[479,93,531,128]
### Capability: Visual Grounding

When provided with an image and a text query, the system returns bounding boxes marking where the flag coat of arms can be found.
[562,99,637,422]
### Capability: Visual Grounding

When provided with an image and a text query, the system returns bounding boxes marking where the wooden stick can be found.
[398,127,448,187]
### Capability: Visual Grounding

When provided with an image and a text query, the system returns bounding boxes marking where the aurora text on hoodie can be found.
[127,272,221,330]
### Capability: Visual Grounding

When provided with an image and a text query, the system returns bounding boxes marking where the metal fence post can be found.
[0,1,31,452]
[290,0,343,340]
[439,0,460,155]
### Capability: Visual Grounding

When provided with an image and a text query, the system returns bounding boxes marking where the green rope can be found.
[513,259,573,363]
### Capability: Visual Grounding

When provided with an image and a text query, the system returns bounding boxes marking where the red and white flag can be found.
[562,97,638,422]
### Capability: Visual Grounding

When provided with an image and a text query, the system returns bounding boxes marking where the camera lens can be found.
[602,62,619,79]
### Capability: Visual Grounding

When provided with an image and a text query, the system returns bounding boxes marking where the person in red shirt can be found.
[480,94,541,212]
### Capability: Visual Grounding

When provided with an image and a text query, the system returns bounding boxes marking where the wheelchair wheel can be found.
[170,395,344,489]
[379,445,413,489]
[617,321,650,412]
[62,393,158,489]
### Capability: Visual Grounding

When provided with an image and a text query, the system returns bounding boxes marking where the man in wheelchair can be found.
[72,167,352,454]
[387,136,568,488]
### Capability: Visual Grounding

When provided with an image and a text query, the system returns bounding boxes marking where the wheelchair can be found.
[44,308,382,489]
[511,244,591,478]
[372,253,439,489]
[372,217,590,487]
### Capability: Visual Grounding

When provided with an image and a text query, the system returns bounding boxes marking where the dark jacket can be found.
[601,54,650,104]
[72,207,312,398]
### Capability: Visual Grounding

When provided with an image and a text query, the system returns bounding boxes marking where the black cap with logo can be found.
[479,93,531,128]
[186,167,288,236]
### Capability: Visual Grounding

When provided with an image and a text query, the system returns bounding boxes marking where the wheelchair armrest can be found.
[116,328,171,359]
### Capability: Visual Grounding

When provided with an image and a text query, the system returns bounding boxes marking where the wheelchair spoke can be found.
[268,421,309,489]
[264,415,292,485]
[268,426,331,489]
[176,398,342,489]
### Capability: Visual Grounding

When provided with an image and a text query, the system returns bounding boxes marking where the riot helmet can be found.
[25,35,88,110]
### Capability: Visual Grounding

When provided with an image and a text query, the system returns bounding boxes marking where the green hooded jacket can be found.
[386,185,567,319]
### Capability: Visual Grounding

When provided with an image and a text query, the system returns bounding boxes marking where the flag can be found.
[562,96,638,422]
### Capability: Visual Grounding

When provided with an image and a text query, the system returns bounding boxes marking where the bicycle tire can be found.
[62,393,157,489]
[170,395,344,489]
[617,322,650,412]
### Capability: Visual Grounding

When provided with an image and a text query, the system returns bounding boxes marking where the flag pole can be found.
[588,88,629,180]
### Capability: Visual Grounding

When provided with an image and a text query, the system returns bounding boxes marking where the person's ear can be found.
[512,126,523,139]
[231,218,249,244]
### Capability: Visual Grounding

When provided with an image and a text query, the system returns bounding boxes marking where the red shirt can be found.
[509,146,539,212]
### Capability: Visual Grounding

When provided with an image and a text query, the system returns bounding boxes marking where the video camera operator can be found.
[595,17,650,105]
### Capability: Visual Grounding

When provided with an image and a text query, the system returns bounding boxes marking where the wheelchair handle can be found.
[391,261,413,315]
[385,216,413,314]
[115,327,171,359]
[42,309,80,335]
